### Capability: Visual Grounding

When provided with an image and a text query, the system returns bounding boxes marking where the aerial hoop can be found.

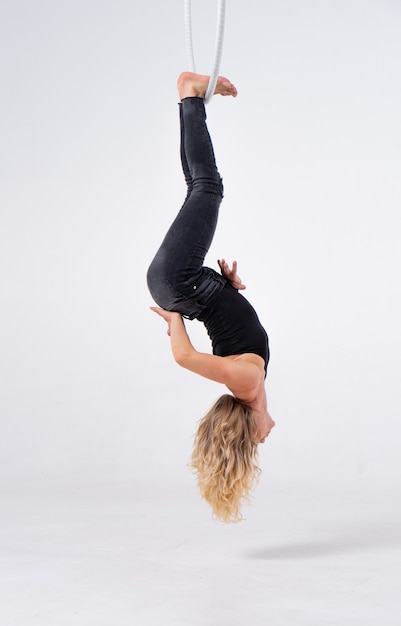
[184,0,226,104]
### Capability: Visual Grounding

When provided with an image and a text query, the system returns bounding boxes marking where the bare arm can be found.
[150,307,261,396]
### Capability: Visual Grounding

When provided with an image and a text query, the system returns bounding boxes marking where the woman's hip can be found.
[147,266,226,320]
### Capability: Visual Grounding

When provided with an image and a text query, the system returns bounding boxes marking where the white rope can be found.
[184,0,226,104]
[184,0,196,73]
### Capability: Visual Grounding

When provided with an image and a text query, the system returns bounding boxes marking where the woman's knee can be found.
[193,175,224,198]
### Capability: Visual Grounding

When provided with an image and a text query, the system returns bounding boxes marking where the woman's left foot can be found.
[177,72,238,100]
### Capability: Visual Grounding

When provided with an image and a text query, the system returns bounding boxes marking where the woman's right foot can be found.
[177,72,238,100]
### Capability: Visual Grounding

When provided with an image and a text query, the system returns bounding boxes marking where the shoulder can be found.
[177,350,263,398]
[224,354,265,400]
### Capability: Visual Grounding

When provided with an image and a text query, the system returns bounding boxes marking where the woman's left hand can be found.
[150,307,182,336]
[218,259,246,290]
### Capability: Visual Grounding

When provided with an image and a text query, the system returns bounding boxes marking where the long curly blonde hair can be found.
[190,394,261,523]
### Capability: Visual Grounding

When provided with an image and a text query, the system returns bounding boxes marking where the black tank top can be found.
[198,282,270,372]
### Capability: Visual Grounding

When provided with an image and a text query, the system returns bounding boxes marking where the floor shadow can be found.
[243,518,401,560]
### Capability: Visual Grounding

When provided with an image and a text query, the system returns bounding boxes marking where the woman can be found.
[147,72,275,522]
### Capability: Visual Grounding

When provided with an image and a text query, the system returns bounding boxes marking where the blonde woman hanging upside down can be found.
[147,73,275,522]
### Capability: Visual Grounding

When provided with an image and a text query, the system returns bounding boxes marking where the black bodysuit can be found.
[198,281,270,373]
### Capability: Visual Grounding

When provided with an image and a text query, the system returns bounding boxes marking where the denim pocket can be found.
[190,267,226,305]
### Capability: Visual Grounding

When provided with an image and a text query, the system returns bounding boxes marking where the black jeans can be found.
[147,97,227,319]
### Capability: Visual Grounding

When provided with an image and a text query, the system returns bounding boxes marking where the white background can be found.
[1,1,401,624]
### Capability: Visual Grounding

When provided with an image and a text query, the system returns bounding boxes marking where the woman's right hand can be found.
[150,307,182,336]
[218,259,246,290]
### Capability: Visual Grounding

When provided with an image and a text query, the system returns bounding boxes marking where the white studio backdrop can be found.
[1,0,400,498]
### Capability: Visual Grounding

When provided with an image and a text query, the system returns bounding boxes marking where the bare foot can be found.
[177,71,238,101]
